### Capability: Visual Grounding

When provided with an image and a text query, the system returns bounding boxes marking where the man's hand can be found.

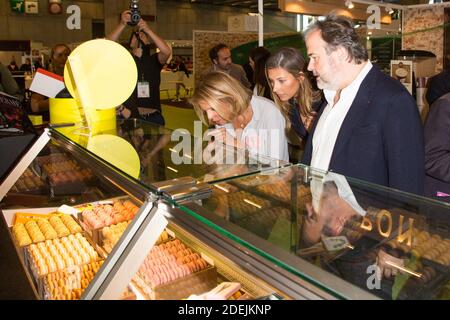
[377,249,405,279]
[120,10,132,26]
[117,105,131,119]
[137,19,150,34]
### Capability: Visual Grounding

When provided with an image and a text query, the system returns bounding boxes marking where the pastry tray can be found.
[132,265,217,300]
[23,232,108,298]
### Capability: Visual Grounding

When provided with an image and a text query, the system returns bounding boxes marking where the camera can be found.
[128,0,141,26]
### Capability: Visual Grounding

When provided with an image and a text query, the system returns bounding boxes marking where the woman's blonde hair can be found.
[266,47,320,126]
[189,71,252,126]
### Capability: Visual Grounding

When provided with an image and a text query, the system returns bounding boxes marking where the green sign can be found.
[10,0,25,13]
[231,34,307,65]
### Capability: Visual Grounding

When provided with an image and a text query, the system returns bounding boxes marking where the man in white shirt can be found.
[301,14,424,195]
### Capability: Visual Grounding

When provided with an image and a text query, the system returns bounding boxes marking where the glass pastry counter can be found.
[0,120,308,300]
[169,164,450,300]
[4,119,450,300]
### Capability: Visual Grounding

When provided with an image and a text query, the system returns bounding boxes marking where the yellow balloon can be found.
[64,39,137,110]
[86,135,141,179]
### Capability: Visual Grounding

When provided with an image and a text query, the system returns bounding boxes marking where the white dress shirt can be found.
[311,61,373,171]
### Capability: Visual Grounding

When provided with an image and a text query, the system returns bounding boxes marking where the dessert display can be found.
[238,207,291,239]
[48,169,94,187]
[80,200,139,230]
[187,282,244,300]
[256,181,311,204]
[102,223,170,253]
[384,230,450,267]
[132,238,216,299]
[27,233,101,277]
[43,259,136,300]
[225,191,271,215]
[12,215,82,246]
[101,221,130,253]
[42,160,77,175]
[230,174,312,204]
[10,168,45,194]
[136,239,210,287]
[35,152,96,194]
[43,260,104,300]
[36,153,68,166]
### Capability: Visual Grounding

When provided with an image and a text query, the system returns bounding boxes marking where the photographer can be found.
[107,8,172,126]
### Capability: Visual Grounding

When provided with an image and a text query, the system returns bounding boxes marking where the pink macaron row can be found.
[138,239,210,287]
[81,201,139,230]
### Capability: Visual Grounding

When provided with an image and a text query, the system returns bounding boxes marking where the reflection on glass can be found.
[54,119,287,187]
[176,164,450,300]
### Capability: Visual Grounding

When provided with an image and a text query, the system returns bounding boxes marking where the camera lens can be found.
[127,0,140,26]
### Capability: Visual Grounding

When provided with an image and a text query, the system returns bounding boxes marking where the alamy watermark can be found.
[66,5,81,30]
[366,4,398,30]
[366,263,382,290]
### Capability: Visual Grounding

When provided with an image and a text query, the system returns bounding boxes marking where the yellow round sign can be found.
[64,39,137,110]
[86,134,141,179]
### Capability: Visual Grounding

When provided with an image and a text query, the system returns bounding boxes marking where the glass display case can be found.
[175,165,450,300]
[2,119,450,300]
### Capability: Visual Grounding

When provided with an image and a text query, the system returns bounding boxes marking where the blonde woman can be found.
[190,71,289,162]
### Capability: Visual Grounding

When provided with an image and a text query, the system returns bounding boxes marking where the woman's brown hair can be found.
[266,47,320,126]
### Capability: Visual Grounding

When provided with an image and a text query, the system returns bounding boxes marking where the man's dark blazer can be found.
[424,92,450,202]
[302,64,425,195]
[425,69,450,106]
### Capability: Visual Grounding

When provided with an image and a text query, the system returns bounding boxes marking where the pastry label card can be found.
[322,236,350,252]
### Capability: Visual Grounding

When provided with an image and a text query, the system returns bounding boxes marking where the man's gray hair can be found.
[305,14,368,64]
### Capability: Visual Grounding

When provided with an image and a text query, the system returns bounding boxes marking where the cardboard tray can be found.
[23,232,107,298]
[9,214,84,248]
[133,265,218,300]
[41,260,105,300]
[72,196,138,247]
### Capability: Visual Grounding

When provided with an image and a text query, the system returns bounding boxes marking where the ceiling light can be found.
[345,0,354,9]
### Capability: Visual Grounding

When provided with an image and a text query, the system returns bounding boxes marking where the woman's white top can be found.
[218,95,289,162]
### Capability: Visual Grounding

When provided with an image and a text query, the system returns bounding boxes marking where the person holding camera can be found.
[107,9,172,126]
